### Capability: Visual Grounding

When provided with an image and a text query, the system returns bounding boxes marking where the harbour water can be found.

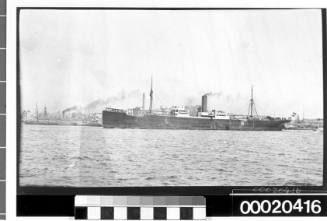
[20,124,323,187]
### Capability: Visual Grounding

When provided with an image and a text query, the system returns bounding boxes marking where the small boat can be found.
[314,127,323,132]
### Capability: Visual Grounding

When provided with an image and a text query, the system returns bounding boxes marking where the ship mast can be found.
[149,76,153,113]
[142,93,145,110]
[35,103,39,122]
[248,85,258,117]
[44,105,47,118]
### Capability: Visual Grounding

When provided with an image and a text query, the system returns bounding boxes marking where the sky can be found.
[20,9,323,118]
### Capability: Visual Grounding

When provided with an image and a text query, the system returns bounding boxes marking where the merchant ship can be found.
[102,78,290,131]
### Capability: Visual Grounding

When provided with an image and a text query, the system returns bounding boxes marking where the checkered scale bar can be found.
[74,196,206,220]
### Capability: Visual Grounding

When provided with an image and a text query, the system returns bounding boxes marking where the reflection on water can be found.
[19,125,323,187]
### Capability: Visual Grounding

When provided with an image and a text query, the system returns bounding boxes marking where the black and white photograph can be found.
[18,9,323,187]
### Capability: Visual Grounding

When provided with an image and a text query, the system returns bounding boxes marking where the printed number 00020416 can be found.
[240,199,321,215]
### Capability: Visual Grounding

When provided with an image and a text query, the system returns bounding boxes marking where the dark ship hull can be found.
[102,109,289,131]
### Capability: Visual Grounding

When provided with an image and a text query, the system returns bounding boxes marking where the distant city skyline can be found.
[20,9,323,118]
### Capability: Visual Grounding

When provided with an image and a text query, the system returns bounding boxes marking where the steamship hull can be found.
[102,110,289,131]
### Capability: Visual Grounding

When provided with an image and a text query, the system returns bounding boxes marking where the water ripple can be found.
[19,125,323,187]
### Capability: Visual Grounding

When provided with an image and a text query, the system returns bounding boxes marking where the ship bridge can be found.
[170,106,191,117]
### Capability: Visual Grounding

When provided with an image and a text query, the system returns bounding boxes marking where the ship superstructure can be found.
[102,79,290,131]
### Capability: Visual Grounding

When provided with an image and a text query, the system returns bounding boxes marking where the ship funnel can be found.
[201,94,208,112]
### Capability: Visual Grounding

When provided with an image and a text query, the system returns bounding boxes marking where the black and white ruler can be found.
[74,196,206,220]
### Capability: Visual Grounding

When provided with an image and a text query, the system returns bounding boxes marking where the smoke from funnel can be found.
[62,106,77,118]
[201,92,223,112]
[83,90,142,112]
[62,106,77,114]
